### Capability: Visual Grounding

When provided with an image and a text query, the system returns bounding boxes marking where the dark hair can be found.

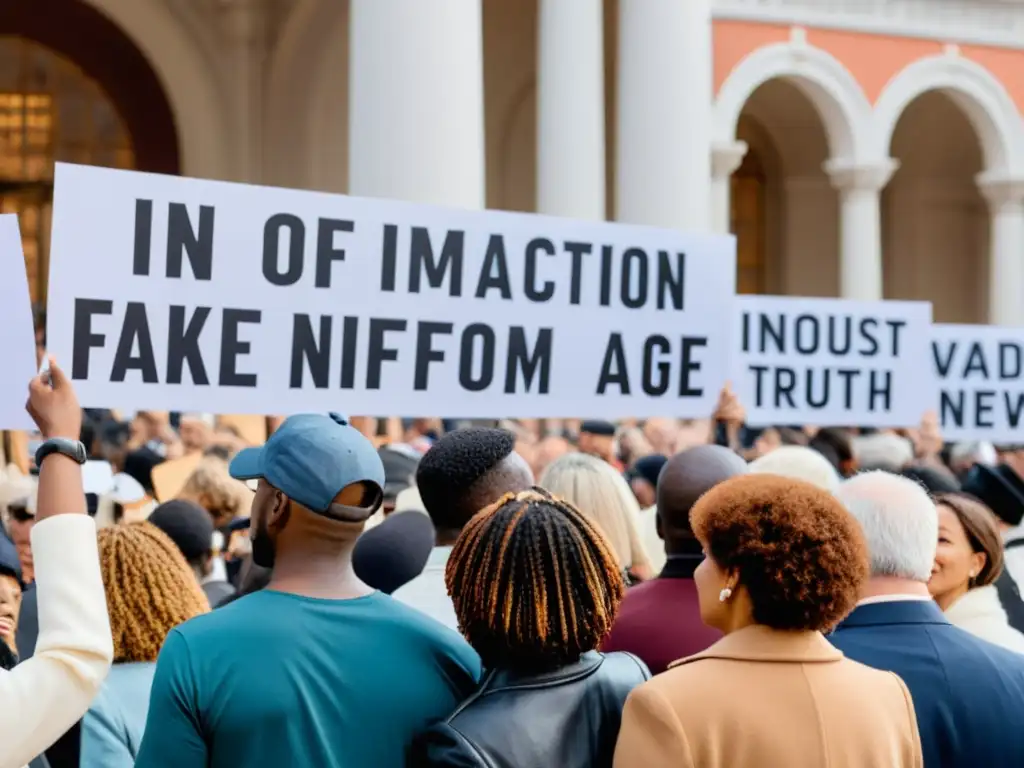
[934,492,1004,587]
[810,428,854,475]
[691,474,868,632]
[148,500,215,565]
[901,466,960,497]
[416,427,517,531]
[446,488,624,670]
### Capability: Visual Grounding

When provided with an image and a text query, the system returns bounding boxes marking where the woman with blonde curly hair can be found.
[614,474,923,768]
[81,523,209,766]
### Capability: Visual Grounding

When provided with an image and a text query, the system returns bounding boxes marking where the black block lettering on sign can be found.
[475,235,512,299]
[932,341,956,378]
[596,333,630,395]
[1007,392,1024,426]
[414,322,454,390]
[975,390,996,428]
[111,302,158,383]
[72,298,113,380]
[505,328,553,394]
[868,370,892,412]
[366,319,406,390]
[564,242,592,305]
[678,337,707,397]
[1001,343,1022,380]
[290,314,331,389]
[642,335,672,396]
[857,318,880,357]
[340,316,359,389]
[940,390,964,428]
[459,324,496,391]
[132,200,153,276]
[524,238,555,302]
[263,214,305,286]
[620,248,648,310]
[964,343,988,379]
[409,227,463,296]
[167,306,211,385]
[219,309,261,387]
[657,251,686,311]
[599,246,614,307]
[380,224,399,292]
[315,218,355,289]
[884,319,906,357]
[132,200,214,280]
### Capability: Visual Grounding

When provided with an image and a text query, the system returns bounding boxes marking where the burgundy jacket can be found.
[603,553,722,674]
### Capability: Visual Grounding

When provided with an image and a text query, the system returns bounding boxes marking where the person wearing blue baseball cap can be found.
[135,414,481,768]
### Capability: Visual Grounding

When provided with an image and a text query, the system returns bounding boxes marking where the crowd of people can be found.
[4,360,1024,767]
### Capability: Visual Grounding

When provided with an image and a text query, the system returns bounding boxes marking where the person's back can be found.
[136,413,482,768]
[144,589,479,767]
[832,600,1024,767]
[604,446,745,672]
[422,652,648,768]
[82,662,155,764]
[413,489,648,768]
[833,471,1024,768]
[628,634,919,767]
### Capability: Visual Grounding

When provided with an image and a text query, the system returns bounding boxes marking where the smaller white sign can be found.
[932,324,1024,442]
[733,295,933,427]
[0,215,37,430]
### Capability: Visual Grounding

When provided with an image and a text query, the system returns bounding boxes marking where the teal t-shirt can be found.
[134,589,481,768]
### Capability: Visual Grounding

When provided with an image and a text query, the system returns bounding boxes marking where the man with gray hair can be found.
[831,471,1024,768]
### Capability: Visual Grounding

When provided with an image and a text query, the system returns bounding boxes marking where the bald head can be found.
[835,471,937,582]
[657,445,747,544]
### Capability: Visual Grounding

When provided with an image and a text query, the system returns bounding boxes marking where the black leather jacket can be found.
[409,651,650,768]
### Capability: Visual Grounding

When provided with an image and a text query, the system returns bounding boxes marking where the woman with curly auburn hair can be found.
[81,523,209,767]
[614,474,923,768]
[411,488,650,768]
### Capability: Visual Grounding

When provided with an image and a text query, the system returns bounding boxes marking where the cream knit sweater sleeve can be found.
[0,514,113,768]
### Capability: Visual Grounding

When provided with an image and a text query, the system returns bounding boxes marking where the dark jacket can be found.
[831,599,1024,768]
[410,651,650,768]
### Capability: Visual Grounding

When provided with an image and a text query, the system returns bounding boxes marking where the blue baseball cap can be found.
[229,413,385,517]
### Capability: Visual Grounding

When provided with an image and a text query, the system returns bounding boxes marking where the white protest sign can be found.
[0,215,37,430]
[733,295,933,427]
[932,324,1024,442]
[47,164,737,418]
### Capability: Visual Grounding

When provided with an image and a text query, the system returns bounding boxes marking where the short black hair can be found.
[416,428,517,532]
[148,500,214,565]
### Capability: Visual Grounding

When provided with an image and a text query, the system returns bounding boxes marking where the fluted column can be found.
[348,0,485,208]
[615,0,713,231]
[978,174,1024,325]
[537,0,605,220]
[825,159,899,300]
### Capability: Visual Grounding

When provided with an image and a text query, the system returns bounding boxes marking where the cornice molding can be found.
[712,0,1024,50]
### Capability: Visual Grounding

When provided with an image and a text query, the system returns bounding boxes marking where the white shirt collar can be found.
[857,594,933,607]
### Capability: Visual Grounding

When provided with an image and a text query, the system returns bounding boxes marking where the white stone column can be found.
[825,159,898,301]
[711,142,749,235]
[221,0,267,182]
[616,0,713,231]
[978,175,1024,326]
[537,0,605,220]
[348,0,485,208]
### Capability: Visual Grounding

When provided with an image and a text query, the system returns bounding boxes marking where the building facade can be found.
[3,0,1024,326]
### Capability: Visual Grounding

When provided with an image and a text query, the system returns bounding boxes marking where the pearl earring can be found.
[719,587,733,603]
[969,571,977,578]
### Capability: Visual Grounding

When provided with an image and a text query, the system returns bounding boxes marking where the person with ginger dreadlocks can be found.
[411,488,650,768]
[80,523,209,767]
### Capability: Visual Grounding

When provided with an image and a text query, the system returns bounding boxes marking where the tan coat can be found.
[613,625,922,768]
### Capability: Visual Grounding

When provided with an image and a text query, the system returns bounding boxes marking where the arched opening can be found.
[731,78,839,296]
[0,0,179,306]
[882,91,989,323]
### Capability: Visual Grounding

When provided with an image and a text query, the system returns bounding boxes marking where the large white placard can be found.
[0,215,37,430]
[932,324,1024,442]
[47,164,737,418]
[733,295,933,427]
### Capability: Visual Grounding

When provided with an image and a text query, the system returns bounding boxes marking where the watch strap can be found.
[35,437,87,467]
